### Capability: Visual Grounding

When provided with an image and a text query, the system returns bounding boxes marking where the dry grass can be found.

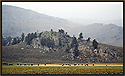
[2,63,123,74]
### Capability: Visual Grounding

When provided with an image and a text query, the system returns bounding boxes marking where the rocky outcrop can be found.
[3,30,123,63]
[30,30,123,63]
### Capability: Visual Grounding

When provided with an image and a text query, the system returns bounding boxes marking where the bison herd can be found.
[3,63,97,66]
[61,63,91,66]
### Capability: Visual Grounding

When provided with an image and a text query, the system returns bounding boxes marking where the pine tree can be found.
[78,32,83,40]
[21,33,25,42]
[71,36,77,48]
[87,37,91,42]
[12,38,18,45]
[58,38,62,46]
[71,36,79,57]
[93,39,98,49]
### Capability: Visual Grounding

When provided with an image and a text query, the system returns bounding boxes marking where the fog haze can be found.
[2,2,123,27]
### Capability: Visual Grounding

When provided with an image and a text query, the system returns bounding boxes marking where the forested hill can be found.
[2,29,123,63]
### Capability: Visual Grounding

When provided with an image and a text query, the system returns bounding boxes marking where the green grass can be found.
[2,65,123,74]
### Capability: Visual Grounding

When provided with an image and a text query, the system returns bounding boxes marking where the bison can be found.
[2,63,8,65]
[74,64,77,66]
[31,64,33,66]
[62,64,64,66]
[8,64,13,65]
[85,64,88,66]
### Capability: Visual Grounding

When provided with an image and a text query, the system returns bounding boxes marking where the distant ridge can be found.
[2,5,123,47]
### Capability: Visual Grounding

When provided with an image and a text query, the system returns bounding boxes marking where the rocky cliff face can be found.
[23,30,123,63]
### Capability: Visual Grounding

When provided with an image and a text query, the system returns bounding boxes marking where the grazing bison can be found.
[44,64,46,66]
[62,64,64,66]
[24,64,26,66]
[85,64,88,66]
[20,64,22,66]
[2,63,8,65]
[74,64,77,66]
[67,64,70,65]
[81,64,83,65]
[17,64,19,65]
[9,64,13,65]
[31,64,33,66]
[38,64,39,66]
[93,63,94,66]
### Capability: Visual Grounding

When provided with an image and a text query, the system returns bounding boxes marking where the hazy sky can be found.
[2,2,123,26]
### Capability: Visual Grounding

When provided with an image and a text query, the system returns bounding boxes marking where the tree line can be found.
[2,29,98,51]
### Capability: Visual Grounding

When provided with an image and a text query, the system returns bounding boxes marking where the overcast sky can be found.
[2,2,123,26]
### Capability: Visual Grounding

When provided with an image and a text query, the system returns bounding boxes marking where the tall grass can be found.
[2,66,123,74]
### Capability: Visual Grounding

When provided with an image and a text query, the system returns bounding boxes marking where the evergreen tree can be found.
[21,33,25,42]
[59,29,64,34]
[78,32,83,39]
[87,37,91,42]
[71,36,77,48]
[40,37,55,48]
[39,32,42,38]
[71,36,79,57]
[2,36,8,46]
[93,39,98,49]
[17,37,21,43]
[66,32,67,34]
[25,33,37,45]
[12,38,18,45]
[51,29,53,32]
[6,36,12,42]
[74,46,79,57]
[58,38,62,46]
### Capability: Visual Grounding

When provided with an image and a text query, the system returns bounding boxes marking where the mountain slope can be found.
[2,5,123,47]
[71,23,123,47]
[2,5,75,37]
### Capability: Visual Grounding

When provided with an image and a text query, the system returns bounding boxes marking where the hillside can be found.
[2,5,76,37]
[2,30,123,63]
[2,5,123,47]
[71,23,123,47]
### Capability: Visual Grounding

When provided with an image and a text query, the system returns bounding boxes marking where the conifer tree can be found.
[78,32,83,39]
[93,39,98,49]
[21,33,25,42]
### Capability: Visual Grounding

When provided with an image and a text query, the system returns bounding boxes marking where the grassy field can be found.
[2,63,123,74]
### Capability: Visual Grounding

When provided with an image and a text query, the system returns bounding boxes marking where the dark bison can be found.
[69,64,71,66]
[17,64,19,65]
[62,64,64,66]
[9,64,13,65]
[31,64,33,66]
[2,63,8,65]
[85,64,88,66]
[74,64,77,66]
